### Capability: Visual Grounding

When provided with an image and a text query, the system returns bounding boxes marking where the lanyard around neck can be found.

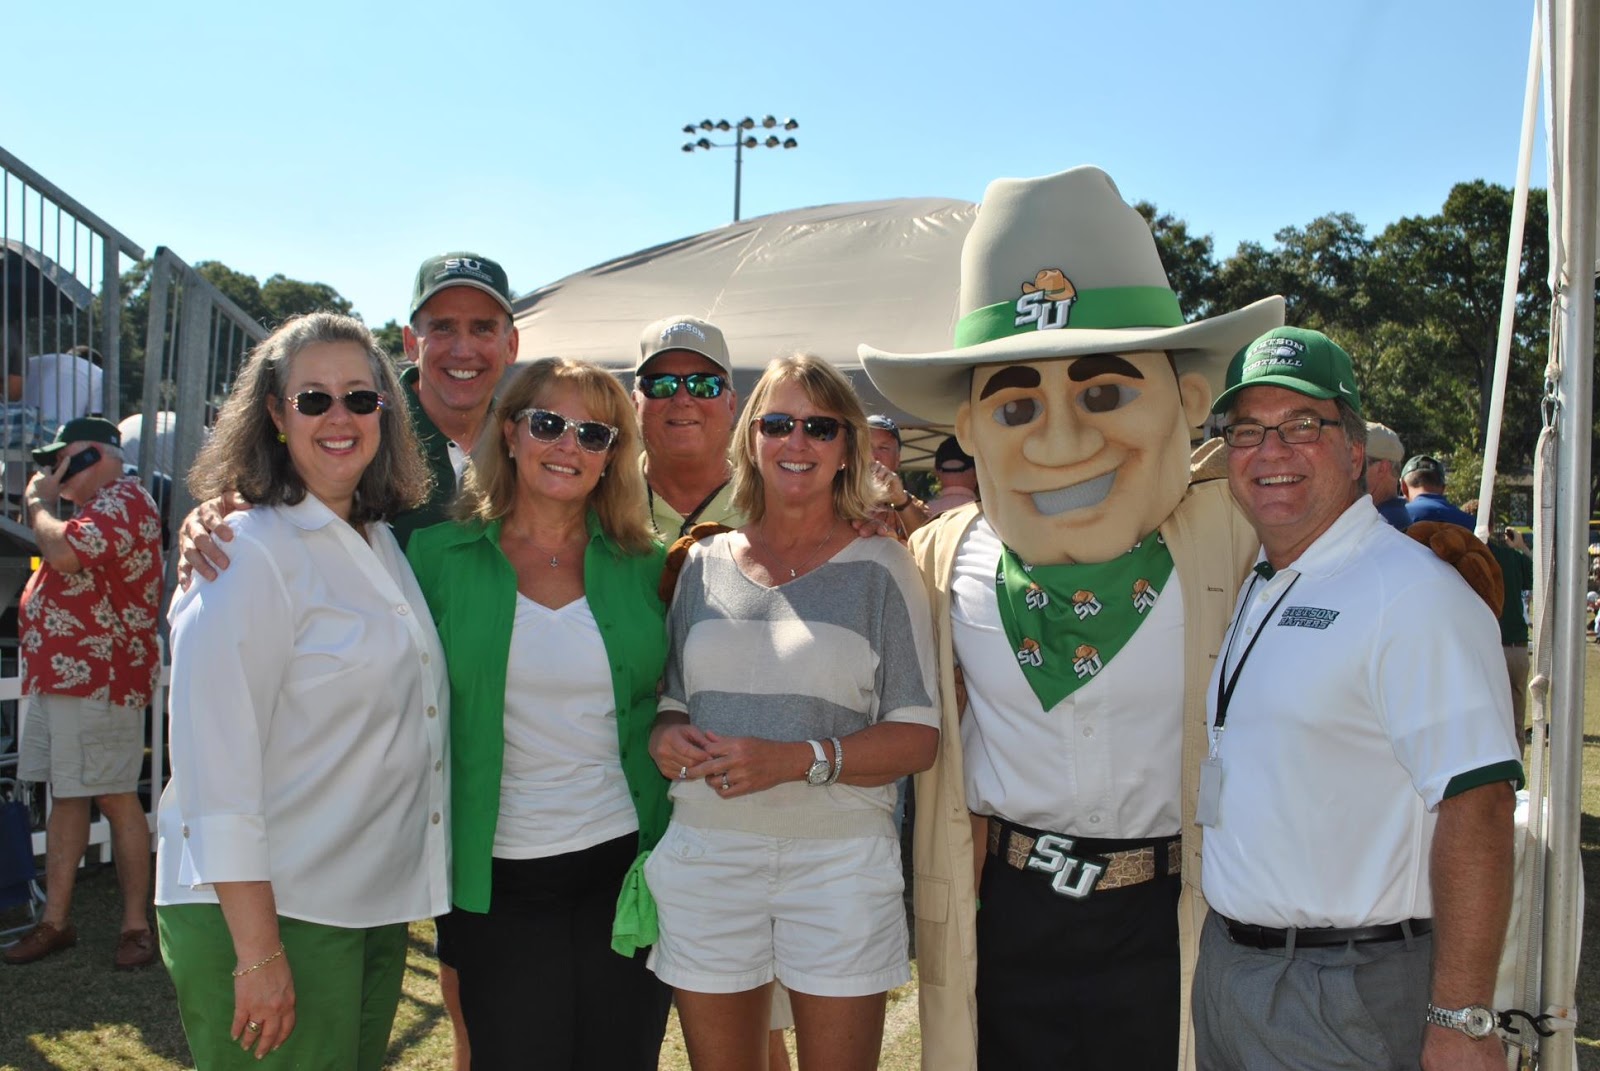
[1213,572,1299,733]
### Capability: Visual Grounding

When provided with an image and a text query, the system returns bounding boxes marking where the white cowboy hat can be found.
[859,165,1285,425]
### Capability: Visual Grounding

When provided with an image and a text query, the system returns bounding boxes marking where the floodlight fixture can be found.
[679,113,802,221]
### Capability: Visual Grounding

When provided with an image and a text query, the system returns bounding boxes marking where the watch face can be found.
[806,761,831,786]
[1463,1007,1497,1038]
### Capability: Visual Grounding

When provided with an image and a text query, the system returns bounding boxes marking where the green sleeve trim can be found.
[1443,760,1525,799]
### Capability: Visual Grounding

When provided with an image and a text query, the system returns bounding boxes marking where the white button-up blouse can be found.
[155,496,450,927]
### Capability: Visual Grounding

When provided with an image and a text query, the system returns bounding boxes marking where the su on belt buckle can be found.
[1025,834,1105,899]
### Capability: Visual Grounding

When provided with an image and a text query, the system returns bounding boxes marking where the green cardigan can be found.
[406,511,670,952]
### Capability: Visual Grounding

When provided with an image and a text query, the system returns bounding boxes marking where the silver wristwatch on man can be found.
[1425,1003,1497,1039]
[804,739,832,786]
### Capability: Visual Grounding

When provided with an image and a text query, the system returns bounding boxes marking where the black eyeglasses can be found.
[637,372,728,400]
[288,390,386,417]
[1221,417,1340,448]
[516,408,619,453]
[754,413,843,442]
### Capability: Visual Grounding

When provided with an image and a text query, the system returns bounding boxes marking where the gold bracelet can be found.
[232,943,285,977]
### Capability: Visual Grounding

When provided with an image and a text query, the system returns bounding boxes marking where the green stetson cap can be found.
[32,416,121,466]
[409,252,513,319]
[1211,326,1363,416]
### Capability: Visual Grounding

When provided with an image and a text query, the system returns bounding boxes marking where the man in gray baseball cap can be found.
[1365,421,1410,530]
[632,315,741,538]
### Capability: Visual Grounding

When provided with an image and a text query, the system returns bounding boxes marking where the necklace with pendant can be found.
[754,520,838,579]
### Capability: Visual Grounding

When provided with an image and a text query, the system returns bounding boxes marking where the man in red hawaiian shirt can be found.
[5,417,163,970]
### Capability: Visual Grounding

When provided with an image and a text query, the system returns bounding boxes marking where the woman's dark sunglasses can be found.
[637,372,728,400]
[288,390,386,417]
[753,413,843,442]
[516,408,619,453]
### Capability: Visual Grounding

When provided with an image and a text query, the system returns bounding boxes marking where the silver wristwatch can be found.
[1425,1003,1497,1039]
[804,739,832,786]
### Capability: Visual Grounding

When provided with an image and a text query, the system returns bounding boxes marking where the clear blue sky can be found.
[3,0,1545,326]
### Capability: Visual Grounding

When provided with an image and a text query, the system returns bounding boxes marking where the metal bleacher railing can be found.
[0,145,266,905]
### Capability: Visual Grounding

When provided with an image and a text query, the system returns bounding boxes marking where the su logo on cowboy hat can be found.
[859,165,1284,427]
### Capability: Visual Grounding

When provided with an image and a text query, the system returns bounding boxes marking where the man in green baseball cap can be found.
[1195,324,1520,1070]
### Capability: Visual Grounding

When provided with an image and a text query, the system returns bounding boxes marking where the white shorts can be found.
[644,821,909,998]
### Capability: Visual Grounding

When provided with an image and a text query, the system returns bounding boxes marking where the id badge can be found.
[1195,757,1223,827]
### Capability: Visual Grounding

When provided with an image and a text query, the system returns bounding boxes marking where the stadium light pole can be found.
[681,115,799,222]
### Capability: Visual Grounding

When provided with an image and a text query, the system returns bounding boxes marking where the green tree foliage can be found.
[115,259,359,418]
[372,319,406,362]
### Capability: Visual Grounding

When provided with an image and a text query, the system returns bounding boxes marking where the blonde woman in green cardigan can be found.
[408,357,671,1070]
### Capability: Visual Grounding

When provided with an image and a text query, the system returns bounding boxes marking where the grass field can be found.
[3,649,1598,1070]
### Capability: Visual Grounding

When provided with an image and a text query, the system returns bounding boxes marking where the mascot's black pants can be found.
[975,847,1180,1070]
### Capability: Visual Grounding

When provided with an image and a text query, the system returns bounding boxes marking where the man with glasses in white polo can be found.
[1194,326,1521,1071]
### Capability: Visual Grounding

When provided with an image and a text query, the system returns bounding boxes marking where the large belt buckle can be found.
[1024,834,1105,899]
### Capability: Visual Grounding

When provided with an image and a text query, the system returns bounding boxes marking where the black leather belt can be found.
[1221,914,1432,949]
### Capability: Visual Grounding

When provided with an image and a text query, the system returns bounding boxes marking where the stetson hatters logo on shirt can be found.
[1014,268,1077,332]
[1277,606,1340,630]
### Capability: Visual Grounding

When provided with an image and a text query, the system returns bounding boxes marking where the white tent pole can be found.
[1475,8,1544,538]
[1540,0,1596,1065]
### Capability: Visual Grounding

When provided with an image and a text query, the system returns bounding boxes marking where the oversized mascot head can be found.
[861,166,1284,565]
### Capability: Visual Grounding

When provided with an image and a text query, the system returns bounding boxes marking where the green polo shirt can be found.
[391,365,462,549]
[406,512,670,947]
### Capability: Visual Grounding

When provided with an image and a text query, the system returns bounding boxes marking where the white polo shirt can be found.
[953,517,1185,837]
[1201,498,1520,929]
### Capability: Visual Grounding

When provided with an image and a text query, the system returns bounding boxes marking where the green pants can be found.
[158,904,410,1071]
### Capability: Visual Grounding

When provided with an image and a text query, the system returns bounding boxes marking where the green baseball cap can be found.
[409,252,513,319]
[1211,326,1362,416]
[32,416,121,466]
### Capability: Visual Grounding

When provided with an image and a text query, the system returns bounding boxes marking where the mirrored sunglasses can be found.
[517,408,619,453]
[754,413,843,442]
[638,372,727,400]
[288,389,386,417]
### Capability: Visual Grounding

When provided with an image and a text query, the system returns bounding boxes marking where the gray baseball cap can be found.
[637,314,732,376]
[1365,422,1404,463]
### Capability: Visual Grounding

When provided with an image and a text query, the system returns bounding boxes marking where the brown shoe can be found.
[114,928,157,971]
[2,921,78,965]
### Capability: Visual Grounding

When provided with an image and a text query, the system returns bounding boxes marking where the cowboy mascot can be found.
[861,166,1283,1070]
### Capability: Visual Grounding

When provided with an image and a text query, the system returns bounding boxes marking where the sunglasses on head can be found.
[753,413,843,442]
[516,408,619,453]
[638,372,727,400]
[287,390,386,417]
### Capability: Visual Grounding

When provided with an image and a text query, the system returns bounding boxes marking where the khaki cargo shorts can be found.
[17,694,144,797]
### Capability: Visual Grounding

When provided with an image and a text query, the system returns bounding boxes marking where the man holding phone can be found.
[4,417,163,970]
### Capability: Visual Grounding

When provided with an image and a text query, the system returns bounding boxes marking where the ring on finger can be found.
[246,1021,261,1033]
[678,765,688,780]
[721,774,731,791]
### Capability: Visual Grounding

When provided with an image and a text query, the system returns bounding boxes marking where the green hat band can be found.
[953,285,1183,349]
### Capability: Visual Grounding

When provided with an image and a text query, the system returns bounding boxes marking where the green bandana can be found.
[995,534,1175,710]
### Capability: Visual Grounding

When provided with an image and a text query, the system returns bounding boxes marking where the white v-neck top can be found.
[492,593,637,858]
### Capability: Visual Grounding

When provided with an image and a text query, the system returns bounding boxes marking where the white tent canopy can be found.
[511,197,977,464]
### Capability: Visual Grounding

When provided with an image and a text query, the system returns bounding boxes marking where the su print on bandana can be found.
[994,533,1176,710]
